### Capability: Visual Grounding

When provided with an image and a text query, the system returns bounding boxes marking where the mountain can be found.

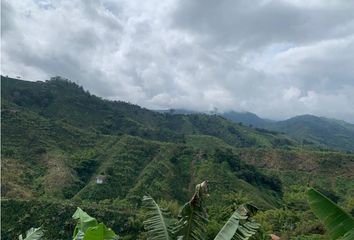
[154,108,354,152]
[265,115,354,152]
[154,109,272,127]
[1,76,298,149]
[219,112,354,152]
[2,76,293,201]
[1,76,354,239]
[221,111,272,127]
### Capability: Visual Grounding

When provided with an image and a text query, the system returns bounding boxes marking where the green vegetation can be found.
[307,188,354,240]
[222,112,354,152]
[18,227,44,240]
[1,76,354,239]
[1,198,137,239]
[72,207,118,240]
[143,181,259,240]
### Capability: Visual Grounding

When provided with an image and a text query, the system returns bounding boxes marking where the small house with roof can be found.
[96,175,107,184]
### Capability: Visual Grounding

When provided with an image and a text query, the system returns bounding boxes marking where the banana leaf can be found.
[143,195,173,240]
[18,227,44,240]
[307,188,354,239]
[83,223,117,240]
[214,205,259,240]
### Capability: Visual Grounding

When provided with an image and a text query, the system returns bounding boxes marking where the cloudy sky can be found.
[2,0,354,122]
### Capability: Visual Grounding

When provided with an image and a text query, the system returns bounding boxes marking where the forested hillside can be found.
[266,115,354,152]
[1,76,354,239]
[221,112,354,152]
[155,109,354,152]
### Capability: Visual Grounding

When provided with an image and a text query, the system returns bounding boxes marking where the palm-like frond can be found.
[307,188,354,239]
[342,229,354,240]
[142,181,259,240]
[232,220,260,240]
[174,201,208,240]
[174,182,209,240]
[214,209,245,240]
[18,227,44,240]
[214,205,259,240]
[143,195,173,240]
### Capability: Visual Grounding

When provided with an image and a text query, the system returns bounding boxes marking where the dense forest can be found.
[1,76,354,239]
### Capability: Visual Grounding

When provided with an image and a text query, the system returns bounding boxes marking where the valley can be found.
[1,76,354,239]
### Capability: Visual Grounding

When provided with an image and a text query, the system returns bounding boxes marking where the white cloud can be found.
[283,87,301,101]
[1,0,354,122]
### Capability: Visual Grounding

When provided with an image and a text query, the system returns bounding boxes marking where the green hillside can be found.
[221,111,273,128]
[1,76,354,239]
[156,109,354,152]
[2,76,298,149]
[221,111,354,152]
[267,115,354,152]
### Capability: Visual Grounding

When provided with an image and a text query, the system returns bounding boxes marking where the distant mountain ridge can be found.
[154,109,354,152]
[4,75,353,152]
[265,114,354,152]
[221,111,273,127]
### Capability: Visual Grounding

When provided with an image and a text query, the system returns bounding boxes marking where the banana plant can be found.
[72,207,118,240]
[307,188,354,240]
[174,181,209,240]
[143,181,260,240]
[143,195,174,240]
[18,227,44,240]
[214,205,260,240]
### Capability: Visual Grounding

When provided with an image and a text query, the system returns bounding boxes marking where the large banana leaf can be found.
[307,188,354,239]
[72,207,98,240]
[18,227,44,240]
[232,221,260,240]
[174,182,209,240]
[214,205,259,240]
[175,202,208,240]
[214,209,245,240]
[72,207,118,240]
[143,195,173,240]
[83,223,117,240]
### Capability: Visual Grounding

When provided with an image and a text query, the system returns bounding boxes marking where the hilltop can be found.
[1,76,354,239]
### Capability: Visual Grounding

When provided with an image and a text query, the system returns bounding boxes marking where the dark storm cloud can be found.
[1,0,354,122]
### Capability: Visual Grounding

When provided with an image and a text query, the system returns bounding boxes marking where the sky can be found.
[2,0,354,122]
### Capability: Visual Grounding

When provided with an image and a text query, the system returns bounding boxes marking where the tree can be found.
[143,181,260,240]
